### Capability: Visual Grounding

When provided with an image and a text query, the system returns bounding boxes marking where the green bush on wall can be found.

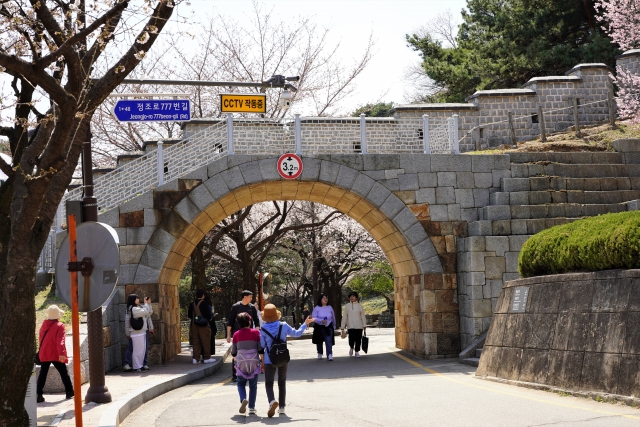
[518,211,640,278]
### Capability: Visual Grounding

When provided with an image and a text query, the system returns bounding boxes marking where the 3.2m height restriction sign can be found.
[277,153,303,179]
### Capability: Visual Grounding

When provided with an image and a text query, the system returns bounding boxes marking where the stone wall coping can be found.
[116,152,144,161]
[521,76,581,87]
[390,103,478,112]
[616,49,640,59]
[564,63,612,75]
[465,89,536,102]
[141,139,182,151]
[503,268,640,288]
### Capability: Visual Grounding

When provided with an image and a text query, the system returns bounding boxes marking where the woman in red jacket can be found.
[36,305,74,403]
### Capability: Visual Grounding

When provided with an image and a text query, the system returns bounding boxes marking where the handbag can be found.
[361,329,369,354]
[193,301,209,327]
[340,329,347,339]
[35,328,51,365]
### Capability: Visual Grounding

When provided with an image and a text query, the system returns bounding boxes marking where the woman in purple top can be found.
[311,294,336,361]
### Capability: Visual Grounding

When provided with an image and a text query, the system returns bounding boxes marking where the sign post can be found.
[220,94,267,114]
[112,99,191,122]
[277,153,303,179]
[68,214,83,427]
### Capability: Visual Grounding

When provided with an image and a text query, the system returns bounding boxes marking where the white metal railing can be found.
[37,230,56,272]
[53,114,457,230]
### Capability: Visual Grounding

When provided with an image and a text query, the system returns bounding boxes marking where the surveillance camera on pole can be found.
[278,90,293,109]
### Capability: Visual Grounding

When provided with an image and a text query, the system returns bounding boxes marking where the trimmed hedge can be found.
[518,211,640,278]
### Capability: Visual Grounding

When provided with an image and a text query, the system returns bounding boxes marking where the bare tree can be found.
[0,1,176,424]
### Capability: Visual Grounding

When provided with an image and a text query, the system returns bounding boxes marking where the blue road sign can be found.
[112,99,191,122]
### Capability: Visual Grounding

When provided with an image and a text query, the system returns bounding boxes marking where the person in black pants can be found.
[226,290,260,381]
[36,305,74,402]
[204,293,218,355]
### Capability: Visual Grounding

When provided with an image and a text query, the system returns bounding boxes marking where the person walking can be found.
[260,304,314,417]
[36,305,74,403]
[204,293,218,356]
[226,290,260,381]
[123,301,154,372]
[301,306,310,323]
[231,312,263,415]
[189,289,216,365]
[311,294,336,361]
[341,291,367,358]
[128,294,153,372]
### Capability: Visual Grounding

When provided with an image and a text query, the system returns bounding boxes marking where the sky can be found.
[168,0,468,113]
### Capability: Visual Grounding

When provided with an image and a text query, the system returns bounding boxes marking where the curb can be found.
[97,344,231,427]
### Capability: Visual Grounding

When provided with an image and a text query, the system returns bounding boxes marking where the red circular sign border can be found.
[277,153,303,179]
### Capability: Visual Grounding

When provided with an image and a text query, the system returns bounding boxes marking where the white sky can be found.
[169,0,468,112]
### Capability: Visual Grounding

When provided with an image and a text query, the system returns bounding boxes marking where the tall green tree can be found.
[407,0,621,102]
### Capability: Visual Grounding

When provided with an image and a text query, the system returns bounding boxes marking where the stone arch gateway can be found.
[103,154,467,367]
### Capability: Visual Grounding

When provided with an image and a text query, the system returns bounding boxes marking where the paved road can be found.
[123,329,640,427]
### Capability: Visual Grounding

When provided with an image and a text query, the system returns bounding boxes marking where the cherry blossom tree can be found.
[0,1,176,424]
[596,0,640,122]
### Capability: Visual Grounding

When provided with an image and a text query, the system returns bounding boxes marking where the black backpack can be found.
[130,309,144,331]
[262,323,290,364]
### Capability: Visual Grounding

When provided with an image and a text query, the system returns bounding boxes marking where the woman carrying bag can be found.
[127,294,153,372]
[36,305,74,403]
[311,294,337,361]
[340,291,367,357]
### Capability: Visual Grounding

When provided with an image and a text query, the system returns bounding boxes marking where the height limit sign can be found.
[277,153,303,179]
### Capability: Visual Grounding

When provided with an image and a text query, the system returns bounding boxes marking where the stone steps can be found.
[482,202,628,221]
[504,176,640,192]
[468,218,580,236]
[511,163,640,179]
[491,190,640,206]
[508,152,623,165]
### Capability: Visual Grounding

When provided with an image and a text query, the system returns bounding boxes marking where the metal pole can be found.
[423,114,430,154]
[608,89,616,127]
[157,140,164,186]
[453,114,460,154]
[572,97,581,135]
[82,136,112,404]
[538,106,547,142]
[295,114,302,155]
[508,112,517,146]
[360,113,367,154]
[226,114,234,155]
[67,214,83,427]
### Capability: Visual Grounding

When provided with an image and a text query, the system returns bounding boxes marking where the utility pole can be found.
[81,130,112,404]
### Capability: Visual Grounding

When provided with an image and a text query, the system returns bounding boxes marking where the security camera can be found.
[278,90,292,109]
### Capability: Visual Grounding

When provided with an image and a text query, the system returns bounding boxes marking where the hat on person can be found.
[47,305,65,320]
[240,290,253,298]
[261,304,282,323]
[347,291,359,299]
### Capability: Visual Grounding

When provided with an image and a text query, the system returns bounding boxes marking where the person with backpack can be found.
[204,293,218,356]
[189,289,216,364]
[226,290,260,381]
[260,304,315,417]
[36,305,74,403]
[311,293,337,361]
[230,312,263,415]
[127,294,153,372]
[340,291,367,358]
[122,302,154,372]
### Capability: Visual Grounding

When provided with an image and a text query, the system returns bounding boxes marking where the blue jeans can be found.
[316,327,333,356]
[237,375,258,409]
[125,331,149,366]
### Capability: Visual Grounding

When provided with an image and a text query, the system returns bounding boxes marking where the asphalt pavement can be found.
[122,328,640,427]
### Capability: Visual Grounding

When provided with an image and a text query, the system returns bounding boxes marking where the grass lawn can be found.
[360,296,389,315]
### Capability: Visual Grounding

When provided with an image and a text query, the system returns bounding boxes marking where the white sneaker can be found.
[192,358,198,364]
[279,407,286,415]
[328,354,333,361]
[355,352,360,358]
[249,408,256,415]
[317,353,322,359]
[122,364,132,372]
[203,358,216,364]
[349,348,353,356]
[268,400,279,418]
[239,399,248,414]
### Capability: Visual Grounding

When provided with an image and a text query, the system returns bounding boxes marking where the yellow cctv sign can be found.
[220,94,267,113]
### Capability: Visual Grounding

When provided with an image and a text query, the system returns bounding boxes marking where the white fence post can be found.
[156,140,164,186]
[453,114,460,154]
[360,113,367,154]
[295,114,302,155]
[227,114,234,155]
[423,114,430,154]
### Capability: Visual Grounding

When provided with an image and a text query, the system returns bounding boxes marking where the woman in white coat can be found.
[340,292,367,357]
[127,294,153,371]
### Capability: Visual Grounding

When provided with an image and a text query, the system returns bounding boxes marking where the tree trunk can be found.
[191,240,207,291]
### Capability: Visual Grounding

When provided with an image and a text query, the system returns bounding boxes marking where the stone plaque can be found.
[510,286,529,313]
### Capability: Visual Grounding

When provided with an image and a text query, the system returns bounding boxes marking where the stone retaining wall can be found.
[477,269,640,399]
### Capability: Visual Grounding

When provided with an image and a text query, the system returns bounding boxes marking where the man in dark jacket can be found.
[226,290,260,381]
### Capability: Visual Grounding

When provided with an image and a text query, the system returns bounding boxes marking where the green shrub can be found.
[518,211,640,277]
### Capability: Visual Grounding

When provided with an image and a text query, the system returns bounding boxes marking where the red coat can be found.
[39,320,68,363]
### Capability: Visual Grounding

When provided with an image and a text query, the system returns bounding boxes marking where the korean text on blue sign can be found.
[113,99,191,122]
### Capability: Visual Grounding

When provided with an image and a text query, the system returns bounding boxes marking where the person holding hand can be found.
[311,294,336,361]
